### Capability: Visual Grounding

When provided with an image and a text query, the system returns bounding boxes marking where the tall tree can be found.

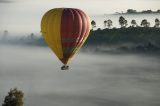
[124,20,128,27]
[154,18,160,28]
[141,19,150,27]
[119,16,127,28]
[104,19,113,28]
[91,20,96,29]
[131,20,138,27]
[2,88,24,106]
[104,20,107,28]
[127,9,137,14]
[3,30,8,40]
[107,19,113,28]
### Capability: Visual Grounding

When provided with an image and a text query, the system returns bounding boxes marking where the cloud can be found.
[0,0,12,3]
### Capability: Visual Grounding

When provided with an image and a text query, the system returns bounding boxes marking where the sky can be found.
[0,0,160,35]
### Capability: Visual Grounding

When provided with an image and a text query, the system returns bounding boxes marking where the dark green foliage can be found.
[154,18,160,28]
[86,27,160,48]
[91,20,96,29]
[141,19,150,27]
[104,19,112,28]
[127,9,137,14]
[141,10,152,13]
[119,16,128,28]
[119,9,160,14]
[2,88,24,106]
[131,20,138,27]
[104,20,107,28]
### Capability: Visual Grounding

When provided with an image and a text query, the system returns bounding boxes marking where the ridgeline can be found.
[84,27,160,53]
[1,27,160,53]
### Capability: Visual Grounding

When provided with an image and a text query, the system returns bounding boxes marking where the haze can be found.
[0,0,160,35]
[0,45,160,106]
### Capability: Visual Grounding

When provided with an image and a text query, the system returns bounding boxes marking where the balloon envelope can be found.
[41,8,90,64]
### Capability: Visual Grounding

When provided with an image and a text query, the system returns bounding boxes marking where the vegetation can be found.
[0,16,160,52]
[2,88,24,106]
[154,18,160,28]
[119,16,128,28]
[131,20,138,27]
[91,20,96,29]
[104,19,112,28]
[116,9,160,14]
[86,27,160,45]
[141,19,150,27]
[85,27,160,52]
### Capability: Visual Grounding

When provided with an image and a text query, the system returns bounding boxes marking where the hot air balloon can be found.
[41,8,90,70]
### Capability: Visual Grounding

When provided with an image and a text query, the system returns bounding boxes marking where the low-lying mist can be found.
[0,45,160,106]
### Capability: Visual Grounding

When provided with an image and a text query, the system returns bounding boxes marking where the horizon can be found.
[0,1,160,106]
[0,0,160,35]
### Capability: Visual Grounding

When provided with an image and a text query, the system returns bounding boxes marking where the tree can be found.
[127,9,137,14]
[104,20,107,28]
[30,33,35,40]
[104,19,113,28]
[2,88,24,106]
[142,10,152,13]
[3,30,8,40]
[91,20,96,29]
[107,19,113,28]
[154,18,160,28]
[124,20,128,27]
[141,19,150,27]
[131,20,138,27]
[119,16,128,28]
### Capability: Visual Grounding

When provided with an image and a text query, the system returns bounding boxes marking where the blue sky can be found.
[0,0,160,35]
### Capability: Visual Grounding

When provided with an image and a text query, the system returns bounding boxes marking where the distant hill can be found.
[1,27,160,53]
[84,27,160,53]
[115,9,160,14]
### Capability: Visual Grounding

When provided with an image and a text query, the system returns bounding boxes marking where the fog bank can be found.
[0,45,160,106]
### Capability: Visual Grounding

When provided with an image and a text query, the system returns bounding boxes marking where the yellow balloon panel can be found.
[41,8,63,59]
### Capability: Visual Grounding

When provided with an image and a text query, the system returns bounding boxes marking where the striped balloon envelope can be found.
[41,8,90,70]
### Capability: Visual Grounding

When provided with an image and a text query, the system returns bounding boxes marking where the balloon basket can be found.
[61,65,69,70]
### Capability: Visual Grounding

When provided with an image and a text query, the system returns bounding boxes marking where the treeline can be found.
[1,16,160,52]
[1,27,160,52]
[0,32,46,46]
[116,9,160,14]
[89,16,160,47]
[85,27,160,52]
[86,27,160,45]
[91,16,160,29]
